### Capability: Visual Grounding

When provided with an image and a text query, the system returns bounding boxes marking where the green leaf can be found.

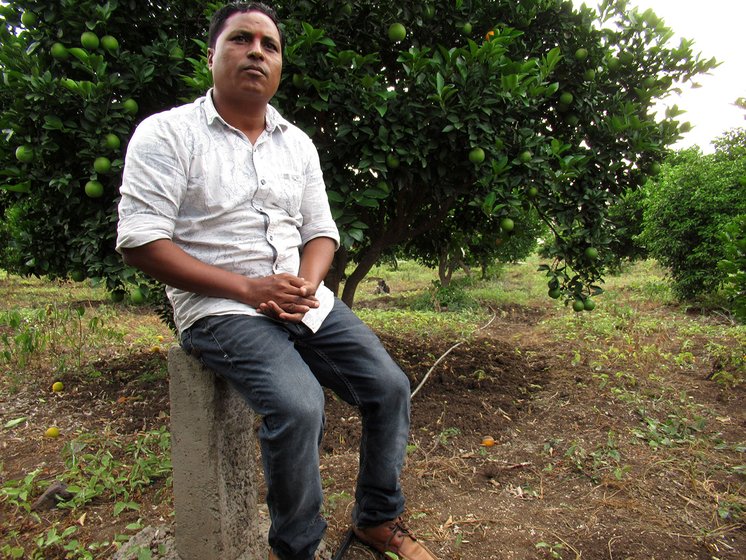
[4,416,28,429]
[1,182,31,193]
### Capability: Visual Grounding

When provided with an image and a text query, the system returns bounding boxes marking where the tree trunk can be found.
[324,246,348,297]
[438,248,452,287]
[340,244,384,308]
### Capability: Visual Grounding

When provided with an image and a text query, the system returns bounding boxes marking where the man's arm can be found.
[122,239,320,312]
[298,236,337,292]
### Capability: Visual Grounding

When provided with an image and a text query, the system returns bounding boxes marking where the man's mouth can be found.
[242,65,266,77]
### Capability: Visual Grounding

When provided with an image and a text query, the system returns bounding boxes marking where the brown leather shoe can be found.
[353,517,438,560]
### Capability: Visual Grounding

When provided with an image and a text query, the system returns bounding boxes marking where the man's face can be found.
[207,10,282,106]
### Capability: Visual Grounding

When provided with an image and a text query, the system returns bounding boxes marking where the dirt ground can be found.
[1,297,744,559]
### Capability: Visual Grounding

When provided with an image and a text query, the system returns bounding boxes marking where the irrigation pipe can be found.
[410,309,498,399]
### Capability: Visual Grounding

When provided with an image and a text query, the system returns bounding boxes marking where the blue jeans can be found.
[180,298,411,560]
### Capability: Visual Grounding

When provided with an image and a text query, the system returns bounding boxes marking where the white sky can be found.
[577,0,745,152]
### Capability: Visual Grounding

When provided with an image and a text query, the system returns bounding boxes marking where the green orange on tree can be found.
[51,42,68,60]
[80,31,100,51]
[500,217,515,233]
[388,23,406,43]
[93,157,112,174]
[572,299,585,312]
[21,10,37,27]
[15,145,34,163]
[386,154,400,169]
[70,269,86,282]
[461,22,473,35]
[519,150,532,163]
[648,162,661,176]
[104,133,121,150]
[292,73,305,88]
[548,288,561,299]
[84,180,104,198]
[468,147,485,164]
[583,69,596,81]
[121,98,139,115]
[564,114,579,126]
[574,47,588,61]
[559,91,573,105]
[584,247,599,260]
[583,298,596,311]
[101,35,119,53]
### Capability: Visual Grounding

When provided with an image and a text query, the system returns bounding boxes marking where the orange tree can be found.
[1,0,717,308]
[0,0,211,300]
[263,0,716,307]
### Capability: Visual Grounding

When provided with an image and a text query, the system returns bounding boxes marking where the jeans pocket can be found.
[180,327,200,358]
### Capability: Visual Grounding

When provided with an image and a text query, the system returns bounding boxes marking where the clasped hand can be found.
[252,273,319,323]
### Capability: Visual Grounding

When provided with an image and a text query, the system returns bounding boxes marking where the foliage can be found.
[718,214,746,322]
[605,185,648,269]
[0,0,212,292]
[412,279,479,312]
[640,129,746,300]
[0,0,718,310]
[0,429,171,559]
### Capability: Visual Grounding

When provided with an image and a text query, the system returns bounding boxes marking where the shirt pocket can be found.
[267,172,304,217]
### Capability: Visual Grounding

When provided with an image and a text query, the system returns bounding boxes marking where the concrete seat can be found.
[168,347,264,560]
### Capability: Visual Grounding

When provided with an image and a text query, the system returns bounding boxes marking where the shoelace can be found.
[385,518,416,547]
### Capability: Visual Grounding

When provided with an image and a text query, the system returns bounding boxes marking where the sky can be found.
[576,0,745,153]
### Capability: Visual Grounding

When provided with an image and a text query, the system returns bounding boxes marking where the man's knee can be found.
[270,384,325,434]
[376,363,411,407]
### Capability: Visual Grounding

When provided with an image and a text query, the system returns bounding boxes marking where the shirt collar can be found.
[203,89,289,134]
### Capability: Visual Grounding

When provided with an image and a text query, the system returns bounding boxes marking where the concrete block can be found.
[168,346,263,560]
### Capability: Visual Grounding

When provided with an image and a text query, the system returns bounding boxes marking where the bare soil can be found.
[1,295,744,559]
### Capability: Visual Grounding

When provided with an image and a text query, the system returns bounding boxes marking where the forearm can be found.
[298,237,336,291]
[121,239,256,305]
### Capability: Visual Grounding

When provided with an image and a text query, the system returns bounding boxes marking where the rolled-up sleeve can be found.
[298,139,340,249]
[116,116,187,253]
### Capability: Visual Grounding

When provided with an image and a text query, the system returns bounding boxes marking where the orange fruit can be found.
[388,23,406,43]
[481,436,496,447]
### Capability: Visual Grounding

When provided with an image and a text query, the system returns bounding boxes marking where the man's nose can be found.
[247,39,264,58]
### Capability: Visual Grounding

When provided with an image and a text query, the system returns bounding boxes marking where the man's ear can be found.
[207,48,214,69]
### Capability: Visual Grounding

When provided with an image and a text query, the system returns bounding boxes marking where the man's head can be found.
[207,2,283,109]
[208,2,284,53]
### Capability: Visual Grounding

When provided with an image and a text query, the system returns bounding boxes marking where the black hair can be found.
[208,2,284,51]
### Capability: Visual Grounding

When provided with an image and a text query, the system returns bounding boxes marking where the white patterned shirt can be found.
[116,90,340,334]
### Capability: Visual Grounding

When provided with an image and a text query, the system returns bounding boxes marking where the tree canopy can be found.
[640,128,746,300]
[0,0,718,308]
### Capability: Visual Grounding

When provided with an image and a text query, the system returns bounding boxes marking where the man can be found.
[116,3,437,560]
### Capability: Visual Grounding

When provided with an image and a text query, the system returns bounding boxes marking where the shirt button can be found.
[260,179,266,185]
